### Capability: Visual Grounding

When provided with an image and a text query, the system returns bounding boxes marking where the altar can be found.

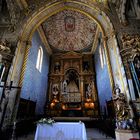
[46,52,99,117]
[34,122,87,140]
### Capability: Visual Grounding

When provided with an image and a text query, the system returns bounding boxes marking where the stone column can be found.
[10,41,32,123]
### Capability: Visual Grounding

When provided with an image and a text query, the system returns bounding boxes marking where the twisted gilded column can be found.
[10,41,32,122]
[18,41,32,87]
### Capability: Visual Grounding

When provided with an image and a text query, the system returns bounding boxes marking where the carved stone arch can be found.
[10,0,130,108]
[14,1,112,81]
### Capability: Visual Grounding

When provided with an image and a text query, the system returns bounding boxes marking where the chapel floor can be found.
[16,128,115,140]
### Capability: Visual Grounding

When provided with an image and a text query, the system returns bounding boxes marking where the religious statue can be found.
[66,70,79,93]
[86,81,95,99]
[52,84,59,97]
[62,80,67,94]
[113,86,135,130]
[54,62,60,74]
[86,83,92,99]
[67,80,79,93]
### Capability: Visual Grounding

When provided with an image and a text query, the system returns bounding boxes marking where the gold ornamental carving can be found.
[47,52,98,117]
[120,34,140,79]
[120,34,140,61]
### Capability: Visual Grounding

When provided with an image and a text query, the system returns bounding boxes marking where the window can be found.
[99,44,106,69]
[102,46,106,65]
[36,47,43,72]
[99,47,104,69]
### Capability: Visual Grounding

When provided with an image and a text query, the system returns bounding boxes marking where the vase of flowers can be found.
[36,118,55,125]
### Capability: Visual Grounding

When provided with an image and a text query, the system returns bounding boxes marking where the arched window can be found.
[99,47,104,69]
[99,44,106,69]
[102,46,106,66]
[36,46,43,72]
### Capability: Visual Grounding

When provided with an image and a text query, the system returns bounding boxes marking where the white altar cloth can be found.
[34,122,87,140]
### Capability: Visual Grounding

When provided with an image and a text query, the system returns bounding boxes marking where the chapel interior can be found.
[0,0,140,140]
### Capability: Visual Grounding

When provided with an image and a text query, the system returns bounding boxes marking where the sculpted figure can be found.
[113,86,135,130]
[62,80,67,94]
[52,84,59,96]
[113,88,129,120]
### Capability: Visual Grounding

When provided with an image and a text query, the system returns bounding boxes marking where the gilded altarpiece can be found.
[46,52,99,117]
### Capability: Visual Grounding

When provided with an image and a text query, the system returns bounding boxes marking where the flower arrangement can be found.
[37,118,55,125]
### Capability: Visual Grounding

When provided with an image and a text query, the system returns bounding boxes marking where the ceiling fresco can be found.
[42,10,97,52]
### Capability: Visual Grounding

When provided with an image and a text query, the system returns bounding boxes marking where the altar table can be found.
[34,122,87,140]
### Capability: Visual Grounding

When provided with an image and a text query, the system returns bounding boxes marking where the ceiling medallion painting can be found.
[42,10,97,51]
[65,16,75,32]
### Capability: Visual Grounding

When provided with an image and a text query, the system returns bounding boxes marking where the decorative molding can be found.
[91,27,100,53]
[0,40,11,54]
[42,10,97,52]
[6,0,21,32]
[120,34,140,61]
[119,34,140,80]
[17,0,118,97]
[113,0,128,26]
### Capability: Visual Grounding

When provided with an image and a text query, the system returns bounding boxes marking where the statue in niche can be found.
[86,81,95,99]
[66,70,79,93]
[113,86,135,130]
[86,83,92,99]
[54,62,60,74]
[52,84,59,99]
[67,79,79,93]
[62,80,67,94]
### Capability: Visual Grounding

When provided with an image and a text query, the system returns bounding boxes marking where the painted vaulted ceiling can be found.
[42,10,97,52]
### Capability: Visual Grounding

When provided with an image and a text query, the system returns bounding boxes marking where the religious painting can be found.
[64,16,75,32]
[42,10,97,51]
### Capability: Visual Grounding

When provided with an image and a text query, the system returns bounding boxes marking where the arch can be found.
[11,0,129,99]
[16,2,112,82]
